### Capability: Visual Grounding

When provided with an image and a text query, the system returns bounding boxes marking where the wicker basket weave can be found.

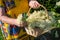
[25,4,56,37]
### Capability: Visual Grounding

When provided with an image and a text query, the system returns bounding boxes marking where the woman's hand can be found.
[25,27,43,37]
[29,0,41,9]
[19,21,28,27]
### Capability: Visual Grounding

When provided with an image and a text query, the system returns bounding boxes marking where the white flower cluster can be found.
[56,1,60,6]
[26,10,56,30]
[17,14,22,24]
[58,20,60,23]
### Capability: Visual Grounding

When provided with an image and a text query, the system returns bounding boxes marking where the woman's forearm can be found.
[0,8,20,26]
[0,16,20,26]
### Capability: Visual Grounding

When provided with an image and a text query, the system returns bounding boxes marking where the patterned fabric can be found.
[0,0,34,40]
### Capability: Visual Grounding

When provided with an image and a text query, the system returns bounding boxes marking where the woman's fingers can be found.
[25,27,38,37]
[19,21,27,27]
[29,1,41,9]
[25,27,30,34]
[33,1,40,8]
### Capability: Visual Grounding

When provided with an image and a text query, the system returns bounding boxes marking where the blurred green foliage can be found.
[0,29,4,40]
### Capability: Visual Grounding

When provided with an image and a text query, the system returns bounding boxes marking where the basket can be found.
[25,4,56,37]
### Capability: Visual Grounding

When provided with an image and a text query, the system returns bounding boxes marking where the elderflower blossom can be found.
[17,14,22,24]
[56,1,60,6]
[58,20,60,23]
[26,10,56,31]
